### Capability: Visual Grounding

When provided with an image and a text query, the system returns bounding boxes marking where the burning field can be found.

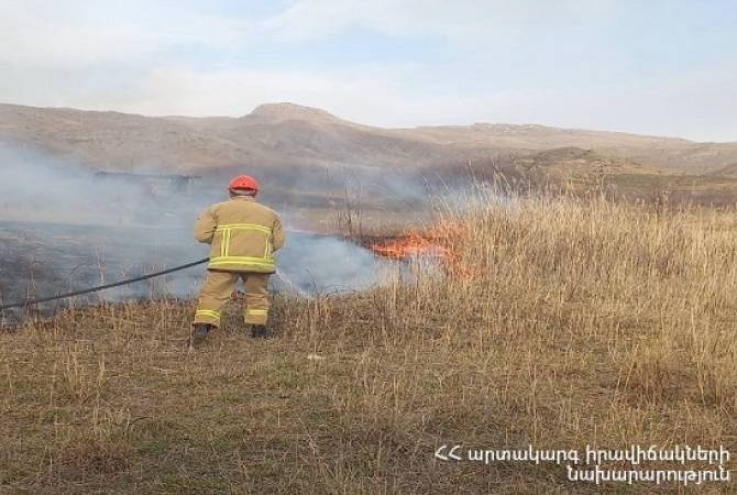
[368,229,451,262]
[0,221,405,325]
[0,141,440,323]
[2,191,736,494]
[365,223,474,276]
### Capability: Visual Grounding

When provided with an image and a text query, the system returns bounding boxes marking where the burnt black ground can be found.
[0,222,398,321]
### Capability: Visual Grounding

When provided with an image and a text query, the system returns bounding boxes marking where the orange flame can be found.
[369,229,450,261]
[368,223,472,276]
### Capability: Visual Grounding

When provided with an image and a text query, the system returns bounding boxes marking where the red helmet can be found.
[229,175,259,193]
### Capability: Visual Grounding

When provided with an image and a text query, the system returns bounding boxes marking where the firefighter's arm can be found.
[194,207,217,244]
[272,217,286,252]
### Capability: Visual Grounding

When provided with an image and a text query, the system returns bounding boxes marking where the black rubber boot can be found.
[251,325,268,338]
[191,324,212,347]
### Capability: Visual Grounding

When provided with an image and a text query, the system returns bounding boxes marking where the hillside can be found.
[707,160,737,178]
[0,103,457,173]
[1,102,736,176]
[514,146,658,177]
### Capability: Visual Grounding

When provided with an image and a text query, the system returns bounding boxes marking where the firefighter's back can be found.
[206,197,282,273]
[211,197,279,226]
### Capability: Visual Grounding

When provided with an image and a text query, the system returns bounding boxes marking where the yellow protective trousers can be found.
[193,270,271,327]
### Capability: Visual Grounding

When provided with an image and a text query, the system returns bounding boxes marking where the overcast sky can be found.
[2,0,735,141]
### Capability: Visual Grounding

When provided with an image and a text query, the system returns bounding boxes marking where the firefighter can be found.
[191,175,285,346]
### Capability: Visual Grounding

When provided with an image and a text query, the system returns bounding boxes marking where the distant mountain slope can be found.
[401,123,737,173]
[0,102,735,175]
[514,146,660,178]
[0,103,457,173]
[707,161,737,178]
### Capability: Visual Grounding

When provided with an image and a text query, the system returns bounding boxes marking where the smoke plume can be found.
[0,142,400,319]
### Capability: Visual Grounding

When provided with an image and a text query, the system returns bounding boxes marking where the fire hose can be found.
[0,258,308,313]
[0,257,210,312]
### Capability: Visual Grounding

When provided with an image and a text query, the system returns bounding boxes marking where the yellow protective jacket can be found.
[194,196,285,273]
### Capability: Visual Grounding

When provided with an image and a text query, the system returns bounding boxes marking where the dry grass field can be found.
[2,190,737,494]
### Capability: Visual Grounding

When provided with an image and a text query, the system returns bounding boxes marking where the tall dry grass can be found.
[1,190,736,494]
[435,190,737,410]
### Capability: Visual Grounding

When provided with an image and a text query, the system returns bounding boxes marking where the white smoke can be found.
[0,142,399,317]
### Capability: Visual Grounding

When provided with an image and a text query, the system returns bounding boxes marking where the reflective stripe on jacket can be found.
[194,196,285,273]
